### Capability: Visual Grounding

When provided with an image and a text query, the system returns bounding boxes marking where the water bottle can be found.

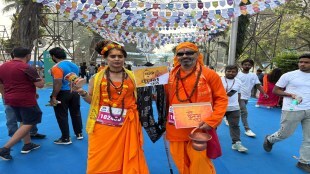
[289,97,302,111]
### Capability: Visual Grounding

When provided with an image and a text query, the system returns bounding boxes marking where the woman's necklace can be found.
[109,68,124,73]
[105,69,127,119]
[175,65,202,102]
[108,68,125,95]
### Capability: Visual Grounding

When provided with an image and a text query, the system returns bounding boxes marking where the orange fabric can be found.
[97,66,105,72]
[169,141,216,174]
[263,75,268,93]
[173,42,204,67]
[165,62,227,174]
[87,78,149,174]
[51,66,63,79]
[166,64,228,141]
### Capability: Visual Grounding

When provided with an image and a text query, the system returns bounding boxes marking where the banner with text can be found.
[132,65,169,87]
[172,102,213,129]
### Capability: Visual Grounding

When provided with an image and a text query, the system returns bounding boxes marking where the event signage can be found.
[172,102,213,129]
[132,64,169,87]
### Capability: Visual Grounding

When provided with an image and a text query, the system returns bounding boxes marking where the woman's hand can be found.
[72,86,84,93]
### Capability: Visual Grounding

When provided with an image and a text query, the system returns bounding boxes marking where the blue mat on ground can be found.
[0,86,305,174]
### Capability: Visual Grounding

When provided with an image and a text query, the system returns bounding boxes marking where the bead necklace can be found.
[175,65,202,102]
[109,68,124,73]
[104,69,128,119]
[108,68,126,95]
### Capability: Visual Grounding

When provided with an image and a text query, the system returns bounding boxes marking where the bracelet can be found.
[79,90,88,98]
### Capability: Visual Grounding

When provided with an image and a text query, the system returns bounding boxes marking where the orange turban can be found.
[173,42,204,67]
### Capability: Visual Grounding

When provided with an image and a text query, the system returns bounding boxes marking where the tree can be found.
[272,52,299,73]
[2,0,42,50]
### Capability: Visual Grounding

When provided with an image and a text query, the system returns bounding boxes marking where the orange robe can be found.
[166,64,228,174]
[87,77,149,174]
[97,66,105,72]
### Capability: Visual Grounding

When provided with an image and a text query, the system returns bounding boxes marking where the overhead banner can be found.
[132,64,169,87]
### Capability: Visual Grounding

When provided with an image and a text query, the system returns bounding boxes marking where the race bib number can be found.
[168,106,175,125]
[96,106,127,127]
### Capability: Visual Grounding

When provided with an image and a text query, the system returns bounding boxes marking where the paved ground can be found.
[0,87,306,174]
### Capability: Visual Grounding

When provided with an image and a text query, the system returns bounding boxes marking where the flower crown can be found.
[100,43,123,55]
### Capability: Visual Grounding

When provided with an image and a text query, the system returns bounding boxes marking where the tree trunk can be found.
[11,1,42,50]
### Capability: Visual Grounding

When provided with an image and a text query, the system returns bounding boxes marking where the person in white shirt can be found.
[221,65,248,152]
[263,53,310,172]
[237,59,268,137]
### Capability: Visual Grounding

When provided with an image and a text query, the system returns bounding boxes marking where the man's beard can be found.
[52,58,57,63]
[180,58,195,68]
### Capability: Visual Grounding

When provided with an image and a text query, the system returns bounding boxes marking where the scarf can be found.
[86,67,137,134]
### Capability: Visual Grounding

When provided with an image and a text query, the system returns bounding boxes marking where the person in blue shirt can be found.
[49,47,83,145]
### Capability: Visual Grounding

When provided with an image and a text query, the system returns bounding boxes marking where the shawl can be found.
[86,67,137,134]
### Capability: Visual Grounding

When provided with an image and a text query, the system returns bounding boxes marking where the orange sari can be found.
[87,77,149,174]
[166,64,228,174]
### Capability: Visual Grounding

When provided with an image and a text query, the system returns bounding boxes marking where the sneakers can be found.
[30,133,46,139]
[76,133,83,140]
[54,138,72,145]
[232,141,248,152]
[21,143,40,154]
[223,117,229,126]
[245,130,256,137]
[296,162,310,173]
[0,147,12,160]
[263,135,273,152]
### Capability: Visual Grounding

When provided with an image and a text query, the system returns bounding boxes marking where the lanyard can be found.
[224,77,235,92]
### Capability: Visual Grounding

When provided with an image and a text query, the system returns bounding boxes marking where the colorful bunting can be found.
[35,0,287,45]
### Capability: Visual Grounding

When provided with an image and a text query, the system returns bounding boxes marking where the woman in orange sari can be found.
[75,40,149,174]
[256,68,282,108]
[166,42,228,174]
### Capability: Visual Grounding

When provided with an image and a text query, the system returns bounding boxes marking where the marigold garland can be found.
[100,43,123,55]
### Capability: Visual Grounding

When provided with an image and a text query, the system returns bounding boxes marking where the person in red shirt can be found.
[0,47,45,160]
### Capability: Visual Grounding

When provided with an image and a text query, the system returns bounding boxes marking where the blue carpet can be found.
[0,87,306,174]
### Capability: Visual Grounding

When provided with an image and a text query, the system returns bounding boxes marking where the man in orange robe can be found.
[166,42,228,174]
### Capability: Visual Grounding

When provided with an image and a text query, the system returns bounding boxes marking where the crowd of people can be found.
[0,42,309,173]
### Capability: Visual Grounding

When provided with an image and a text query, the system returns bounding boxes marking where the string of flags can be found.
[34,0,287,46]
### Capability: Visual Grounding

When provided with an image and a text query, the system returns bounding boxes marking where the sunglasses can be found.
[176,51,196,57]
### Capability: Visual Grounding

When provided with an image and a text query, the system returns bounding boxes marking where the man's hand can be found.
[198,122,212,131]
[49,97,58,106]
[290,94,303,104]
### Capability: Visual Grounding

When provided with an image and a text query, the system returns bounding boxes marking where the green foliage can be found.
[272,52,299,73]
[278,16,310,51]
[1,38,14,53]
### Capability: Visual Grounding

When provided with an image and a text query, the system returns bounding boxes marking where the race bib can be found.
[96,106,127,127]
[168,106,175,125]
